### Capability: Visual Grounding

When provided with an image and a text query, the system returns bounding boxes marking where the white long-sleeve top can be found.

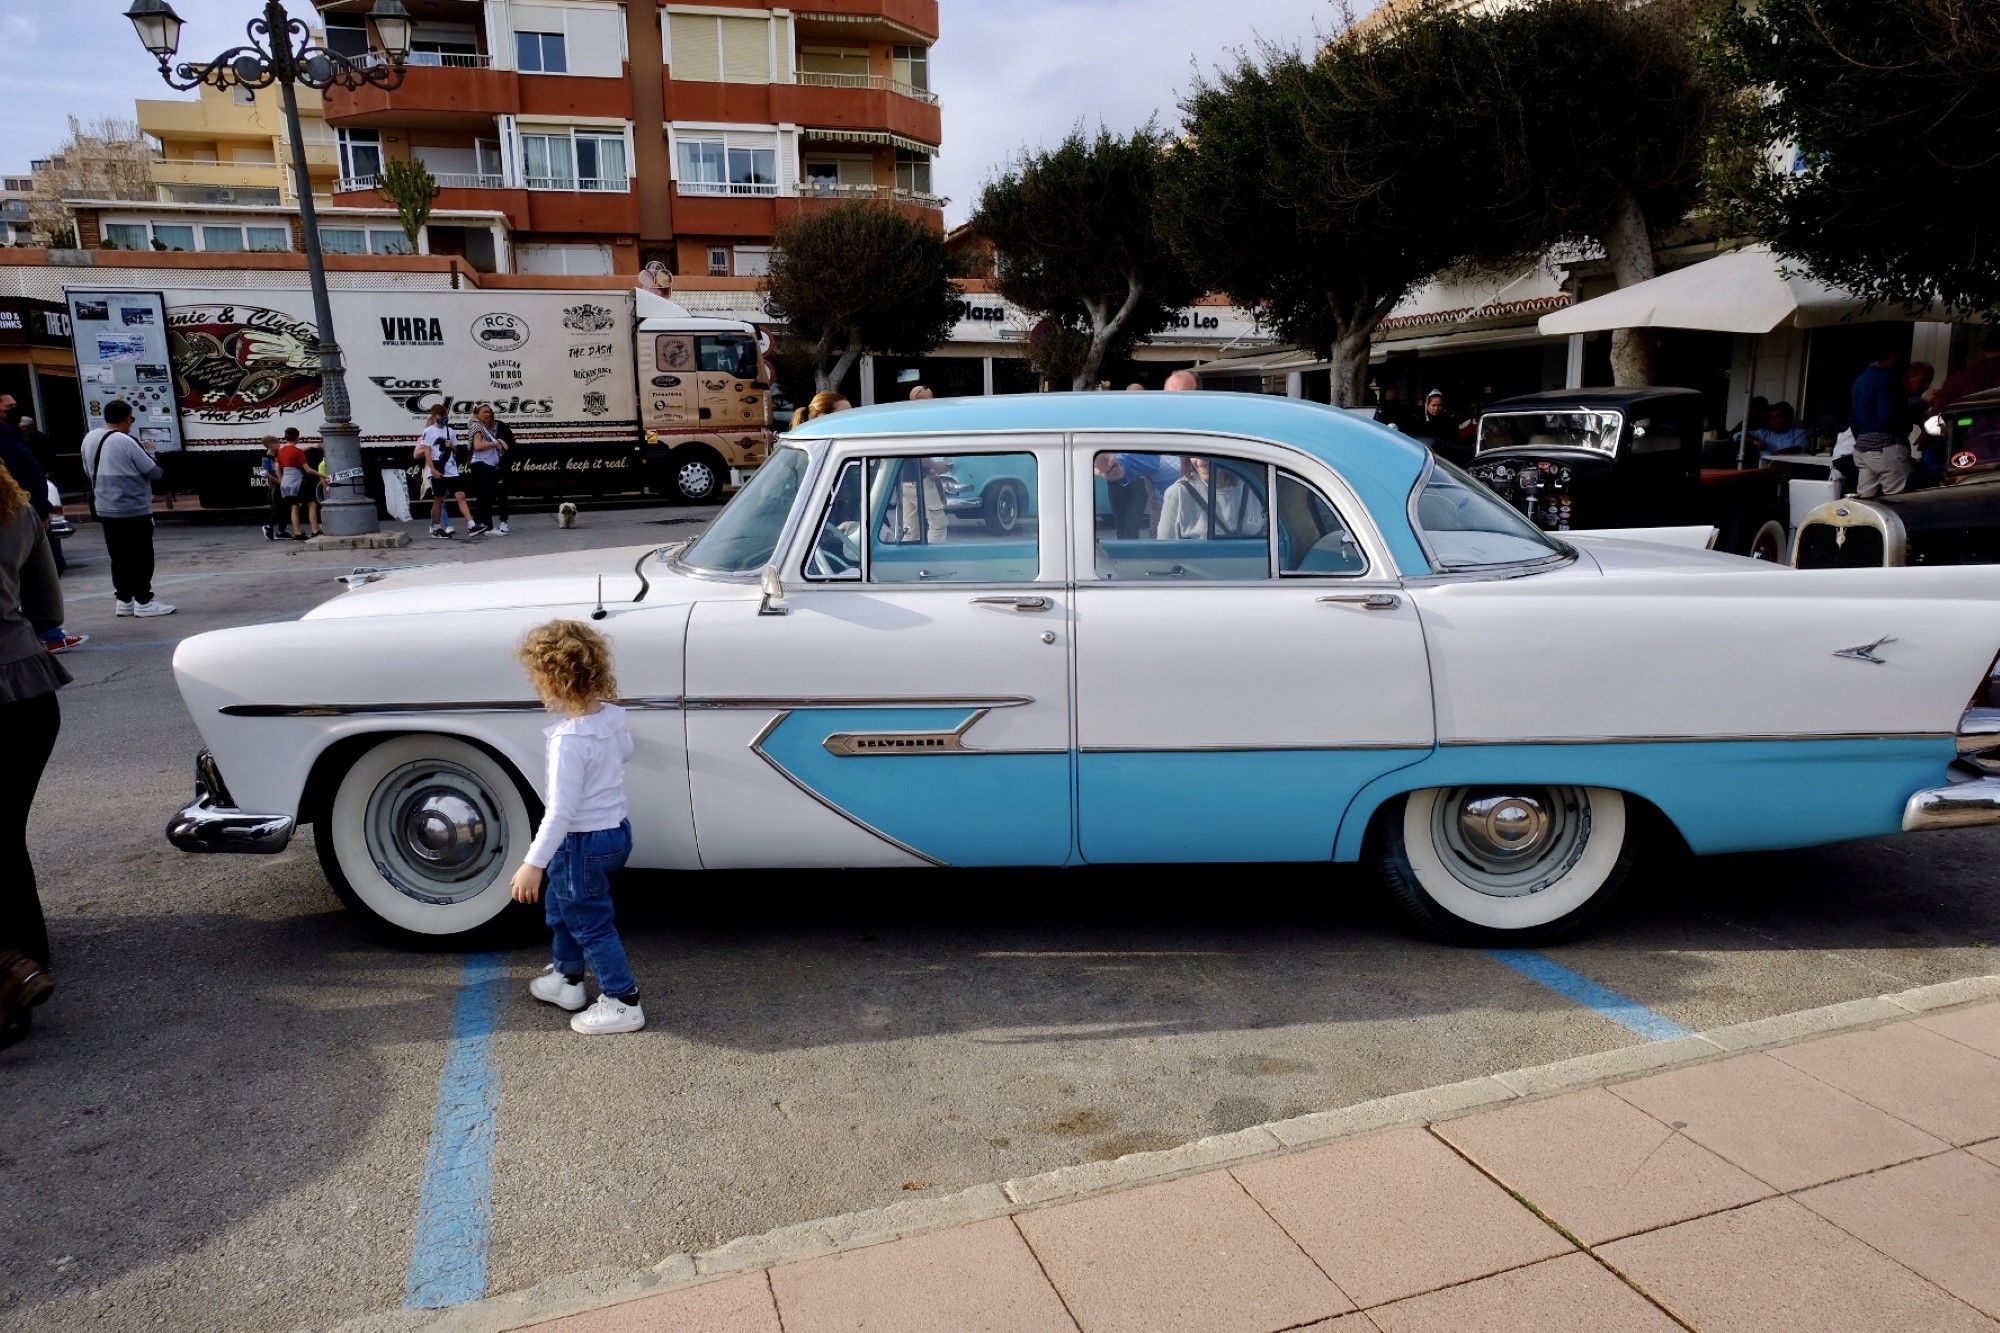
[522,704,633,869]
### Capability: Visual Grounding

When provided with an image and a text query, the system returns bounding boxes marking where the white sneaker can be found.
[494,522,509,535]
[115,600,135,617]
[528,965,587,1012]
[570,993,644,1035]
[133,599,177,617]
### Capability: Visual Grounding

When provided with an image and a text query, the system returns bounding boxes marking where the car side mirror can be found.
[757,563,789,616]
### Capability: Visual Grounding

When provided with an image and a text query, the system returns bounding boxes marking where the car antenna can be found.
[591,575,607,621]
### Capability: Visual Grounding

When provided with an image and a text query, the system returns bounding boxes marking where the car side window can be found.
[1275,471,1366,576]
[1091,451,1271,581]
[804,453,1041,584]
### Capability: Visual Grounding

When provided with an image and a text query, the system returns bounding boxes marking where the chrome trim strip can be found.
[687,694,1032,711]
[219,700,551,718]
[221,694,1033,718]
[748,710,944,866]
[1440,731,1953,747]
[1080,741,1428,754]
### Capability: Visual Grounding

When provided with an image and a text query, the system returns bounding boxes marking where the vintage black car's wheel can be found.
[318,735,534,940]
[983,480,1024,534]
[1745,519,1788,563]
[1377,785,1638,944]
[670,446,724,504]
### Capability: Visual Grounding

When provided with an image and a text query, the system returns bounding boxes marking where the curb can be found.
[353,972,2000,1332]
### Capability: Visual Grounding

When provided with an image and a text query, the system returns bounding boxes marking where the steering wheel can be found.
[809,523,860,577]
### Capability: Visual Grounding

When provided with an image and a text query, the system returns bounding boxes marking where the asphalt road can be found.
[3,505,1997,1330]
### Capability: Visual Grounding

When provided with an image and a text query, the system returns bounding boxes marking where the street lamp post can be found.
[125,0,414,538]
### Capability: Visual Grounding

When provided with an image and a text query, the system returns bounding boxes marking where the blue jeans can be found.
[544,820,635,998]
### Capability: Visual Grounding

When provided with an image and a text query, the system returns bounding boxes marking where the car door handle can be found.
[1146,566,1188,578]
[970,595,1052,612]
[1317,592,1401,610]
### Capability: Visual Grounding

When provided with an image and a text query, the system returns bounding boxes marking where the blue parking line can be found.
[405,952,507,1310]
[1485,950,1694,1042]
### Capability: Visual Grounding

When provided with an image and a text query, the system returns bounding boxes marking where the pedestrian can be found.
[275,426,310,540]
[491,415,515,535]
[306,444,327,537]
[0,460,68,1049]
[1164,369,1199,391]
[82,401,174,617]
[1849,346,1912,498]
[1749,402,1809,456]
[1412,389,1466,462]
[0,397,83,651]
[1094,451,1154,539]
[416,404,473,539]
[790,390,849,429]
[467,404,506,537]
[258,435,286,540]
[510,619,643,1036]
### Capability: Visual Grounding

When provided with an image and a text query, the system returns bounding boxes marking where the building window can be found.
[575,132,629,190]
[734,245,771,277]
[895,149,932,197]
[152,224,196,251]
[667,13,772,83]
[800,46,869,80]
[516,30,567,74]
[521,132,574,189]
[370,228,412,255]
[677,134,778,196]
[319,227,369,255]
[337,128,383,183]
[201,225,245,251]
[708,246,729,277]
[325,13,367,57]
[891,45,929,94]
[246,225,289,252]
[517,242,613,276]
[103,222,149,250]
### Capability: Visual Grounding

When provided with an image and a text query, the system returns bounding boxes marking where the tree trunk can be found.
[1602,192,1658,387]
[1073,277,1145,391]
[818,331,863,393]
[1329,329,1374,408]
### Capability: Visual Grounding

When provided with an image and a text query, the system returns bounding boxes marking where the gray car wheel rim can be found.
[1431,784,1592,897]
[364,759,508,906]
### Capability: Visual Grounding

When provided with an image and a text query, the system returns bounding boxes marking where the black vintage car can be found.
[1466,388,1792,560]
[1793,387,2000,568]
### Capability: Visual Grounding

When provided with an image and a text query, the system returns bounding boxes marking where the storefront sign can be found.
[66,289,187,451]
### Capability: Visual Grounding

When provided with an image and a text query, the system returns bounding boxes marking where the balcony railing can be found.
[405,50,491,68]
[337,172,508,192]
[678,180,782,197]
[524,176,631,192]
[795,70,939,105]
[798,180,946,208]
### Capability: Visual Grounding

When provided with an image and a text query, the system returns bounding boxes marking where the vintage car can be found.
[166,393,2000,946]
[1468,388,1794,560]
[1794,387,2000,568]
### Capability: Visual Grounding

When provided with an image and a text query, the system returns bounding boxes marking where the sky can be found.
[1,0,1343,225]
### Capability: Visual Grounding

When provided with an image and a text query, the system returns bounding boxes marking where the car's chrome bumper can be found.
[166,750,294,854]
[1903,767,2000,833]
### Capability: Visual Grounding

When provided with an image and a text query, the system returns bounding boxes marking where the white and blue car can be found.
[168,394,2000,943]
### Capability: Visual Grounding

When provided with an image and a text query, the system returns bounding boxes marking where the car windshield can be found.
[1477,410,1623,456]
[1413,459,1568,570]
[677,446,809,572]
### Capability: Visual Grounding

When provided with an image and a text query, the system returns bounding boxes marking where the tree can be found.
[1166,12,1539,406]
[1709,0,2000,317]
[763,202,956,391]
[376,158,440,254]
[1460,0,1723,385]
[974,127,1197,390]
[30,116,154,247]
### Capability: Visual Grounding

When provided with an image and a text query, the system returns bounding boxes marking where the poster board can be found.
[65,289,185,453]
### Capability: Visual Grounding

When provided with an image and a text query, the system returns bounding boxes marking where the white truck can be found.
[65,281,770,509]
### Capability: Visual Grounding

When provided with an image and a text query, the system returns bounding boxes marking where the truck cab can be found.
[636,293,770,503]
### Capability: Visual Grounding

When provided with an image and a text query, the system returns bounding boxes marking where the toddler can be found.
[511,619,642,1034]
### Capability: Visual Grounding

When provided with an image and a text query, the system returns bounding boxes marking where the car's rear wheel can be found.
[318,735,534,940]
[983,480,1024,534]
[1377,785,1636,944]
[1745,518,1788,562]
[668,446,724,504]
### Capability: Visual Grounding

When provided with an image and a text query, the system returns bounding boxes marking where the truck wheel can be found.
[669,446,724,503]
[1376,785,1638,945]
[983,481,1024,535]
[317,735,534,941]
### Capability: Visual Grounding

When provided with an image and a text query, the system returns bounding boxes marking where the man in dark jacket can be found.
[1850,349,1911,498]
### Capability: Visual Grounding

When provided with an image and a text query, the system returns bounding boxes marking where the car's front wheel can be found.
[318,735,534,940]
[668,446,724,504]
[1377,785,1636,944]
[983,480,1024,534]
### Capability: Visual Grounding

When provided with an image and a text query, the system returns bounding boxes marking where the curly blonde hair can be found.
[0,464,26,527]
[517,619,619,715]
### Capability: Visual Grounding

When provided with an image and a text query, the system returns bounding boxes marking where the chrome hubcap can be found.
[364,760,507,906]
[678,461,715,496]
[1456,793,1549,862]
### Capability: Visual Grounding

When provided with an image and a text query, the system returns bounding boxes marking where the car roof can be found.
[785,391,1437,573]
[1943,387,2000,411]
[1484,387,1703,411]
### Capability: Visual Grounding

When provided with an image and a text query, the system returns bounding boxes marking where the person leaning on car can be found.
[1849,348,1913,498]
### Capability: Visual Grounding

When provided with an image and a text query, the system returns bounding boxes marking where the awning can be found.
[1538,244,1940,336]
[799,128,936,157]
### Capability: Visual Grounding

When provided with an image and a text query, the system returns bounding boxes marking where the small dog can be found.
[556,502,579,530]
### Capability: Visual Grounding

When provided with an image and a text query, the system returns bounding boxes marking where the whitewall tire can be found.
[1377,785,1637,944]
[318,734,534,939]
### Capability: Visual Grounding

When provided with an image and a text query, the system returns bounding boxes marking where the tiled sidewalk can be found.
[536,1003,2000,1332]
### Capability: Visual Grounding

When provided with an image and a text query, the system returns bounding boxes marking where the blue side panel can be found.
[1331,737,1957,861]
[1079,748,1433,863]
[757,708,1072,866]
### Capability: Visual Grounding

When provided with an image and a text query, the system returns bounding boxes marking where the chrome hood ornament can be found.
[1834,635,1898,665]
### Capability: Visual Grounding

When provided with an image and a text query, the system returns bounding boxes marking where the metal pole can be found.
[274,16,377,535]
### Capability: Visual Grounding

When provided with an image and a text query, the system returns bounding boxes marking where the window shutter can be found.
[668,14,719,82]
[718,17,768,83]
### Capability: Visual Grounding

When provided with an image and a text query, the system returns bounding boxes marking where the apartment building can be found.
[137,81,339,210]
[313,0,942,277]
[0,176,32,246]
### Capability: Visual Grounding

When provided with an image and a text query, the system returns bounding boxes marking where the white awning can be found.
[799,128,936,157]
[1539,244,1940,336]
